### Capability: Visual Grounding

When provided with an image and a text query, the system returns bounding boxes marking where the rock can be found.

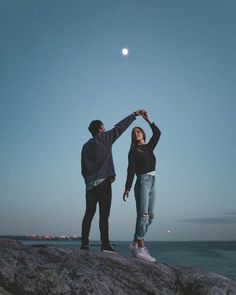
[0,239,235,295]
[0,286,13,295]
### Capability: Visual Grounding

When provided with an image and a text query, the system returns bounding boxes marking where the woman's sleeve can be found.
[125,149,136,191]
[148,122,161,150]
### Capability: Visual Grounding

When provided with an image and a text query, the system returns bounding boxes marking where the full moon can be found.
[121,48,129,56]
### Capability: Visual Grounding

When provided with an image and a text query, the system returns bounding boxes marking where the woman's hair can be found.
[130,127,146,148]
[88,120,103,136]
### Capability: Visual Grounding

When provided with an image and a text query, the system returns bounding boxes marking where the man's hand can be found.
[123,190,129,202]
[133,109,146,117]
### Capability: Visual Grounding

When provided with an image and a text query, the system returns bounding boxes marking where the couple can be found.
[80,109,161,262]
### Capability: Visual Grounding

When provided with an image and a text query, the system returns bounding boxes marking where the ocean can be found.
[21,240,236,282]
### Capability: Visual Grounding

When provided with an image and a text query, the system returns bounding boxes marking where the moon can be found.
[121,48,129,56]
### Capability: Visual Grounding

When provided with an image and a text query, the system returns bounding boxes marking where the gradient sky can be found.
[1,0,236,241]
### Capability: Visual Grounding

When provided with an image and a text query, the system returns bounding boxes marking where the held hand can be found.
[133,109,146,117]
[142,111,153,124]
[123,190,129,202]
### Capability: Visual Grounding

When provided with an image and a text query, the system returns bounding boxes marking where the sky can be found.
[1,0,236,241]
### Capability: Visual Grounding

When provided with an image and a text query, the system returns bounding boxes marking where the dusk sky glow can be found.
[1,0,236,241]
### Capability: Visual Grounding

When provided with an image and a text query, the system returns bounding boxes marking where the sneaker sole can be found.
[102,250,118,254]
[135,254,156,262]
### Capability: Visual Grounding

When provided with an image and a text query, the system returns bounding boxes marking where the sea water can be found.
[23,240,236,282]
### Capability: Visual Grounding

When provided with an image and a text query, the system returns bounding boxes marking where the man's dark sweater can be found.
[81,114,136,184]
[125,123,161,191]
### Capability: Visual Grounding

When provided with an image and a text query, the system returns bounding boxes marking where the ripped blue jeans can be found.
[134,174,156,241]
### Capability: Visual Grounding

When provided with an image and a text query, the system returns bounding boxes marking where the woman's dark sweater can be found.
[125,123,161,191]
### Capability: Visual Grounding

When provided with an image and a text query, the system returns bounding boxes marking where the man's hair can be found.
[88,120,103,136]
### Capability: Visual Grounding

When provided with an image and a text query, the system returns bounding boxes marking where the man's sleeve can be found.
[81,147,86,179]
[103,114,136,144]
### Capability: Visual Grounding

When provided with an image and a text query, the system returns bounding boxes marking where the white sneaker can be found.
[134,247,156,262]
[128,242,138,256]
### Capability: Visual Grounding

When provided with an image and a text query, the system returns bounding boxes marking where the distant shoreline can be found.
[0,236,235,243]
[0,235,81,241]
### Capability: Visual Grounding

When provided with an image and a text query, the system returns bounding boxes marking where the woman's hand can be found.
[123,190,129,202]
[133,109,146,117]
[142,111,153,124]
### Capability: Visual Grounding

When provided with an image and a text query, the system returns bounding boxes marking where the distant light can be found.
[121,48,129,56]
[167,230,171,234]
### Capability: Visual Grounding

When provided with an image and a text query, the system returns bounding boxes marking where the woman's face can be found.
[133,128,144,144]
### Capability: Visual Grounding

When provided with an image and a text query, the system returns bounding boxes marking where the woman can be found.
[123,111,161,262]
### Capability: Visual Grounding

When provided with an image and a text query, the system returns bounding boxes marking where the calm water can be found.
[23,240,236,282]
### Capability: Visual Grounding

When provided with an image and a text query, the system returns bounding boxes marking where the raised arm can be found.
[103,109,145,144]
[142,112,161,150]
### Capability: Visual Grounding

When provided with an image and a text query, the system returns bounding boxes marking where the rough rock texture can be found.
[0,239,235,295]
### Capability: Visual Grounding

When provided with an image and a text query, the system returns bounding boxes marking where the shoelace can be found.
[143,247,151,257]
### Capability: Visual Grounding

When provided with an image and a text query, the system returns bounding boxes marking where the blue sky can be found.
[1,0,236,241]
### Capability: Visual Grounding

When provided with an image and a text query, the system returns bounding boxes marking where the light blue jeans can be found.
[134,174,156,241]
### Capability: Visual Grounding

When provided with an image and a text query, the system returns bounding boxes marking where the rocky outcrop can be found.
[0,239,235,295]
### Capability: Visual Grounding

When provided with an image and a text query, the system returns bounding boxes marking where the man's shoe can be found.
[101,244,118,254]
[134,247,156,262]
[80,244,89,250]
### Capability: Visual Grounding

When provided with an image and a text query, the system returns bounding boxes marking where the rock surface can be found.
[0,239,235,295]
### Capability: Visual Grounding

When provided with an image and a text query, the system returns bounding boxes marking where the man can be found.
[81,110,144,253]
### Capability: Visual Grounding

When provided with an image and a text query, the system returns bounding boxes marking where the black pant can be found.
[81,179,112,246]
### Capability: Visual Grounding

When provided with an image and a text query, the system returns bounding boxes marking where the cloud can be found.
[178,211,236,224]
[225,210,236,216]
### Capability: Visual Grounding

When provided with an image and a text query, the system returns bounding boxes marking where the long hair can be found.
[130,127,146,149]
